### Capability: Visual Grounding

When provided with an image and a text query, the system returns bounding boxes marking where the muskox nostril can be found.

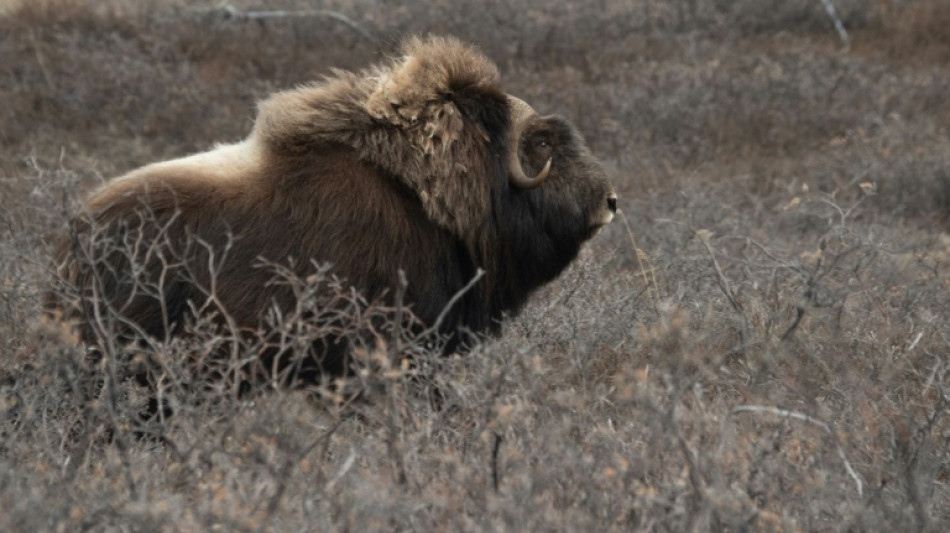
[607,196,617,214]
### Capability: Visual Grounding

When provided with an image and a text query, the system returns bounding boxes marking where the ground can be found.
[1,1,949,531]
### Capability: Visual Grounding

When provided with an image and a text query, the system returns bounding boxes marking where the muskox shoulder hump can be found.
[250,36,512,241]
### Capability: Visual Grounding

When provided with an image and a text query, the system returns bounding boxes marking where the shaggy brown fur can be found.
[255,36,504,240]
[49,35,617,380]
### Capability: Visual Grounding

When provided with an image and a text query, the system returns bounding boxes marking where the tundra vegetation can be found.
[2,0,950,531]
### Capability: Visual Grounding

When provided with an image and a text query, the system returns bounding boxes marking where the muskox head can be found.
[507,94,616,223]
[48,35,617,380]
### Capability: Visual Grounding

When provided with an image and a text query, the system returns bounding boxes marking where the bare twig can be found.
[324,446,356,494]
[732,405,864,497]
[620,210,660,314]
[491,432,503,492]
[907,331,923,354]
[393,269,408,360]
[386,269,409,488]
[215,4,378,44]
[261,418,345,528]
[780,306,805,341]
[421,268,485,338]
[817,0,850,48]
[696,230,741,314]
[28,29,55,90]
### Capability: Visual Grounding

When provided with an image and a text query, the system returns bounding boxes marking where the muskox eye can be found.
[536,140,549,148]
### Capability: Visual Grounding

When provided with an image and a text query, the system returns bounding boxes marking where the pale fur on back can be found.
[86,137,262,216]
[145,138,261,184]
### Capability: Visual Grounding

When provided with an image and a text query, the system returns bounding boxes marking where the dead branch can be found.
[214,4,378,45]
[732,404,863,497]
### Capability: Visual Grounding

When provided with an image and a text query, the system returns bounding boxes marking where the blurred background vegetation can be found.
[2,1,949,530]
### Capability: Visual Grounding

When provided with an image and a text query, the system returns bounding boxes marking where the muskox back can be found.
[48,35,617,385]
[52,144,473,375]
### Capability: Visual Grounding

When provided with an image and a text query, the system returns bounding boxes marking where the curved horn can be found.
[507,96,552,190]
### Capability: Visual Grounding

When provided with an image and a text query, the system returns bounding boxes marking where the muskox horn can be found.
[507,96,551,190]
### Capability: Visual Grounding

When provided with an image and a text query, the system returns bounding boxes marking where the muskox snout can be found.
[602,192,619,225]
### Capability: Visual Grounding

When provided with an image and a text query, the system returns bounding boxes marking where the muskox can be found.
[49,36,617,382]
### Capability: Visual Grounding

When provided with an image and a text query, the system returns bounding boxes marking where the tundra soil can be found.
[2,1,949,531]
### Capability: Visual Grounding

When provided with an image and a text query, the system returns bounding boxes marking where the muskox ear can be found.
[365,36,502,155]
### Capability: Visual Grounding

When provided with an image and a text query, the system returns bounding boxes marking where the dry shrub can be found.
[871,0,950,65]
[3,0,950,531]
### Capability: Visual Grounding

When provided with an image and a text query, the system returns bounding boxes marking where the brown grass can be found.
[2,0,950,531]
